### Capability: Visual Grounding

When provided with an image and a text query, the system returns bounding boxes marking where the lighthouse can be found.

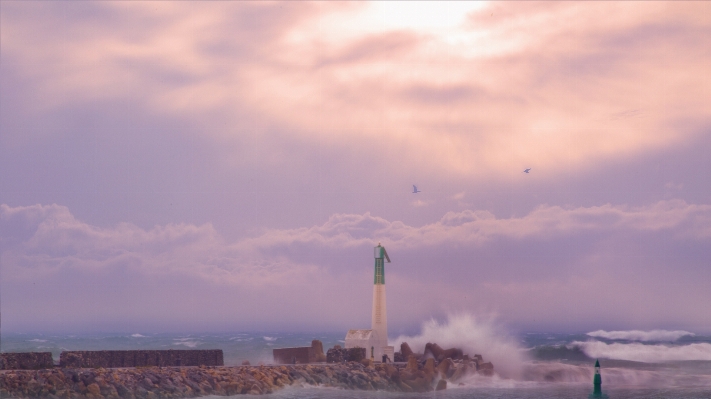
[371,243,393,361]
[344,243,395,362]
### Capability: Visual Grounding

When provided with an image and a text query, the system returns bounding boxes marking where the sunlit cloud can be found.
[3,1,710,181]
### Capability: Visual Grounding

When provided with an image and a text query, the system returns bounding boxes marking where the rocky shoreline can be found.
[0,357,489,398]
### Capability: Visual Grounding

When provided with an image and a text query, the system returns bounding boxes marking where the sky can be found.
[1,1,710,335]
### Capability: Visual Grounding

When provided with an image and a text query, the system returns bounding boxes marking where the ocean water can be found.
[3,327,711,399]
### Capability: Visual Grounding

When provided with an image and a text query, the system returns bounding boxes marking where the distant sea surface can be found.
[3,331,711,399]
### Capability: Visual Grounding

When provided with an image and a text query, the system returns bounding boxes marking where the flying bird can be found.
[523,168,531,173]
[412,185,421,193]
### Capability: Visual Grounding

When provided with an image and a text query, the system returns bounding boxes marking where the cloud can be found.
[3,1,711,182]
[3,200,711,332]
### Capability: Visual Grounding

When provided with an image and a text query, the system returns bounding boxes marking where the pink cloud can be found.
[4,1,710,182]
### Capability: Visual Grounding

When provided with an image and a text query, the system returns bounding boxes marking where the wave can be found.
[263,336,277,342]
[28,339,48,342]
[392,313,525,378]
[575,340,711,362]
[173,340,201,348]
[131,333,146,338]
[587,329,694,342]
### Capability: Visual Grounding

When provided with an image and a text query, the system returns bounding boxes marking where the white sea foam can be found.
[173,340,201,348]
[263,336,277,342]
[28,339,48,342]
[392,313,525,378]
[587,329,694,342]
[131,334,146,338]
[575,340,711,362]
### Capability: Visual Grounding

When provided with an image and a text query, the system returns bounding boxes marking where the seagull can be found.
[523,168,531,173]
[412,185,421,193]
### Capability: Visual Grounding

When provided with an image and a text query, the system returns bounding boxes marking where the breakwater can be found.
[0,356,489,398]
[0,351,223,371]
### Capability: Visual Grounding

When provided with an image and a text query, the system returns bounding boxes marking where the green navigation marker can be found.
[594,359,601,394]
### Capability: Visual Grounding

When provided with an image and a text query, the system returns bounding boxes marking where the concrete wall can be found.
[0,352,55,370]
[272,340,326,364]
[272,347,313,364]
[59,350,223,368]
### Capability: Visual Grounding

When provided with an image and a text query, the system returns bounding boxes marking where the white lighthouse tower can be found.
[371,243,394,361]
[345,243,395,362]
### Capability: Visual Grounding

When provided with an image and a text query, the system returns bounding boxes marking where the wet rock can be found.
[406,356,418,373]
[437,358,455,378]
[401,342,414,359]
[436,379,447,391]
[478,362,494,376]
[424,343,444,360]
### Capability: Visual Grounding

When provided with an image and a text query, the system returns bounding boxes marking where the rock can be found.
[423,358,437,384]
[87,383,102,397]
[401,342,414,358]
[449,362,470,382]
[423,358,436,376]
[436,379,447,391]
[441,348,464,361]
[478,362,494,376]
[241,360,251,366]
[437,358,455,378]
[406,356,418,373]
[424,343,444,360]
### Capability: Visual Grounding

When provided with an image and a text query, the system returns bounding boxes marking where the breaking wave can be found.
[131,333,146,338]
[173,338,201,348]
[586,329,694,342]
[574,340,711,363]
[392,313,525,378]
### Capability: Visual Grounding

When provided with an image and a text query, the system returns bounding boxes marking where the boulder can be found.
[401,342,414,358]
[437,358,455,379]
[406,356,418,373]
[449,362,470,382]
[435,379,447,391]
[478,362,494,376]
[441,348,464,361]
[424,343,444,360]
[241,360,251,366]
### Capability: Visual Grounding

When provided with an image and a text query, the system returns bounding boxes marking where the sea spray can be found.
[586,329,695,342]
[392,313,526,378]
[573,340,711,363]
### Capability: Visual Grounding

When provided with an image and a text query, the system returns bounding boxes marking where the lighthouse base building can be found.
[344,329,394,362]
[344,244,395,363]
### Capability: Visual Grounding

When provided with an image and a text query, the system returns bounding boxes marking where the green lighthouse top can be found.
[374,243,391,285]
[595,359,600,368]
[374,243,391,262]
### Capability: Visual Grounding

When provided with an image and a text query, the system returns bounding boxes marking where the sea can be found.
[3,325,711,399]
